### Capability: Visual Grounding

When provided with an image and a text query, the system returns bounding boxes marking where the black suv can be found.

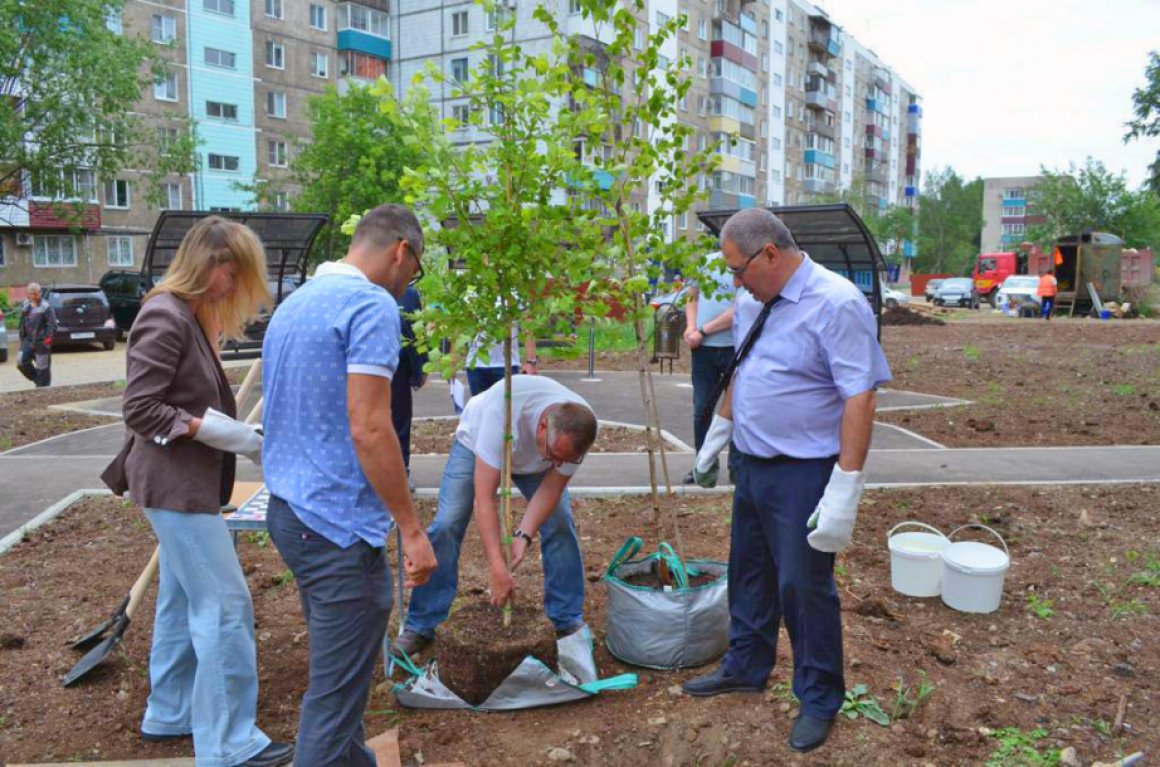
[42,284,118,350]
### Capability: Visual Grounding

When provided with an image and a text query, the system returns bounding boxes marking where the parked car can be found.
[99,270,149,338]
[923,278,946,302]
[42,284,118,350]
[994,275,1041,311]
[882,284,910,309]
[933,278,979,309]
[0,306,8,363]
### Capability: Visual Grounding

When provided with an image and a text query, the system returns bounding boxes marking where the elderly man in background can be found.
[17,282,57,387]
[682,208,891,754]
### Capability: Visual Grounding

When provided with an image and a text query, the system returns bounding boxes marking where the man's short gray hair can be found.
[547,402,598,456]
[352,203,425,258]
[27,282,41,293]
[719,208,798,256]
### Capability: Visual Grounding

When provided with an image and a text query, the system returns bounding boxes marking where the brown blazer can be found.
[102,292,236,513]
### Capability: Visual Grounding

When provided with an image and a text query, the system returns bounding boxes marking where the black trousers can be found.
[17,342,51,387]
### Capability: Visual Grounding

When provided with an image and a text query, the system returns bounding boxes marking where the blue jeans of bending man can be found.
[404,439,586,637]
[722,451,845,720]
[267,496,393,767]
[141,509,272,767]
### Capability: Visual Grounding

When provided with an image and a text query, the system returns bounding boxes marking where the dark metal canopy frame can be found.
[141,211,329,302]
[696,203,887,335]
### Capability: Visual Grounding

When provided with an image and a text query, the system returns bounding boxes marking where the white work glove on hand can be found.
[806,465,866,553]
[693,415,733,488]
[194,407,264,465]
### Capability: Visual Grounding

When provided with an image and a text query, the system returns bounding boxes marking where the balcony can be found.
[804,149,836,169]
[864,147,882,161]
[710,190,740,209]
[805,90,837,111]
[864,164,888,185]
[803,178,834,195]
[807,60,829,79]
[908,102,923,117]
[865,194,886,211]
[337,29,391,59]
[26,200,102,230]
[874,68,892,94]
[806,118,835,140]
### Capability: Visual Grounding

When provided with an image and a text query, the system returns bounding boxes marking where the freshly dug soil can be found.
[620,560,720,589]
[878,320,1160,447]
[436,602,558,706]
[880,305,946,326]
[0,367,251,451]
[410,419,683,455]
[5,486,1157,765]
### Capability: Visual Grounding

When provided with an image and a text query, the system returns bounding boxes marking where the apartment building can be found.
[980,176,1045,252]
[0,0,918,289]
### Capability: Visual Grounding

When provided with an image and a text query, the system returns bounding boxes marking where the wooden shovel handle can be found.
[234,358,263,414]
[125,547,161,621]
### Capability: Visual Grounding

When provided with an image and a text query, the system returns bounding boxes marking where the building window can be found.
[634,25,644,49]
[272,192,289,212]
[775,8,783,21]
[310,52,329,78]
[266,40,285,69]
[771,136,781,149]
[656,10,670,26]
[678,212,688,230]
[761,19,768,38]
[772,104,781,119]
[452,10,469,36]
[310,4,327,30]
[451,57,469,83]
[265,0,283,19]
[162,182,183,210]
[267,140,288,167]
[204,47,236,69]
[266,91,287,118]
[204,0,235,16]
[762,54,769,72]
[154,72,178,102]
[339,52,387,80]
[1005,187,1025,200]
[773,40,783,54]
[207,153,240,172]
[696,55,706,77]
[452,103,471,127]
[151,14,177,43]
[772,169,781,181]
[569,0,581,14]
[104,179,131,209]
[33,236,78,268]
[206,101,238,121]
[697,17,707,40]
[105,8,123,34]
[1003,205,1026,217]
[773,72,782,86]
[107,236,134,267]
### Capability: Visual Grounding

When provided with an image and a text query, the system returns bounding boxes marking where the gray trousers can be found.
[268,496,392,767]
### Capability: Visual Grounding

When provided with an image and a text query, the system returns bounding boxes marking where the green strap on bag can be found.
[579,673,639,693]
[605,536,643,578]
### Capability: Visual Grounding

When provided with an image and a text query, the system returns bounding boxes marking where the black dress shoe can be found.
[141,730,190,743]
[232,741,295,767]
[787,715,834,753]
[681,666,764,696]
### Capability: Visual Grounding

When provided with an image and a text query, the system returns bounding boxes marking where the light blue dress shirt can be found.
[262,262,401,548]
[732,255,891,459]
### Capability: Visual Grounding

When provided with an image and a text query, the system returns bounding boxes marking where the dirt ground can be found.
[877,320,1160,447]
[2,486,1156,766]
[410,419,685,455]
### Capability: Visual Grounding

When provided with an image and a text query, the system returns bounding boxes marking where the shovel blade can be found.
[62,616,130,687]
[70,595,130,651]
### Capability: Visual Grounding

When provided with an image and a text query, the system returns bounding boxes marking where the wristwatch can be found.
[696,326,706,337]
[525,358,540,367]
[514,529,534,546]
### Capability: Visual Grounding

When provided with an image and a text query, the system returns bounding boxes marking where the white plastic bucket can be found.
[940,525,1010,614]
[888,522,951,597]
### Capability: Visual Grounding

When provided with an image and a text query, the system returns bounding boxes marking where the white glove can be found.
[194,407,264,465]
[806,465,866,553]
[693,415,733,487]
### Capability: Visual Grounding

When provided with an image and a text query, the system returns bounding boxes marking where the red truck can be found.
[972,251,1029,307]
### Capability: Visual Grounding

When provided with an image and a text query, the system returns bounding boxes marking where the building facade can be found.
[1,0,918,289]
[980,175,1045,252]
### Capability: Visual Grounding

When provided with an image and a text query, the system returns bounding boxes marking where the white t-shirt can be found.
[455,375,591,476]
[466,327,521,369]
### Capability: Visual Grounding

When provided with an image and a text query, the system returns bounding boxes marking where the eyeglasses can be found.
[726,243,770,277]
[402,240,424,286]
[544,428,584,467]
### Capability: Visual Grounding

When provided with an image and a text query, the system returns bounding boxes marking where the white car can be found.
[995,275,1041,310]
[882,284,910,309]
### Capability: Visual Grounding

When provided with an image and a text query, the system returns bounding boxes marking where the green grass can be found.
[1111,383,1137,397]
[986,728,1060,767]
[1025,592,1055,619]
[541,318,640,359]
[963,344,981,362]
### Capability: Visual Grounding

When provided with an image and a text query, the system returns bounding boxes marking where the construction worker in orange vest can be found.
[1037,269,1058,320]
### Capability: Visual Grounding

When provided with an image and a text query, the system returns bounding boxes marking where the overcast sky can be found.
[815,0,1160,189]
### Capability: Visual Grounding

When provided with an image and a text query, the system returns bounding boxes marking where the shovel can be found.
[63,548,160,686]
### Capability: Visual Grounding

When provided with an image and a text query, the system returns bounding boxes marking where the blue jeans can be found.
[1041,296,1055,319]
[466,366,520,397]
[267,496,392,767]
[722,452,845,720]
[142,509,271,767]
[404,440,585,636]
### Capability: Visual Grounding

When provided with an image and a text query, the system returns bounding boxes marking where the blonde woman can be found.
[106,216,291,767]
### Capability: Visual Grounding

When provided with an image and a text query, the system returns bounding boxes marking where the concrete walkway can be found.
[3,367,1160,540]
